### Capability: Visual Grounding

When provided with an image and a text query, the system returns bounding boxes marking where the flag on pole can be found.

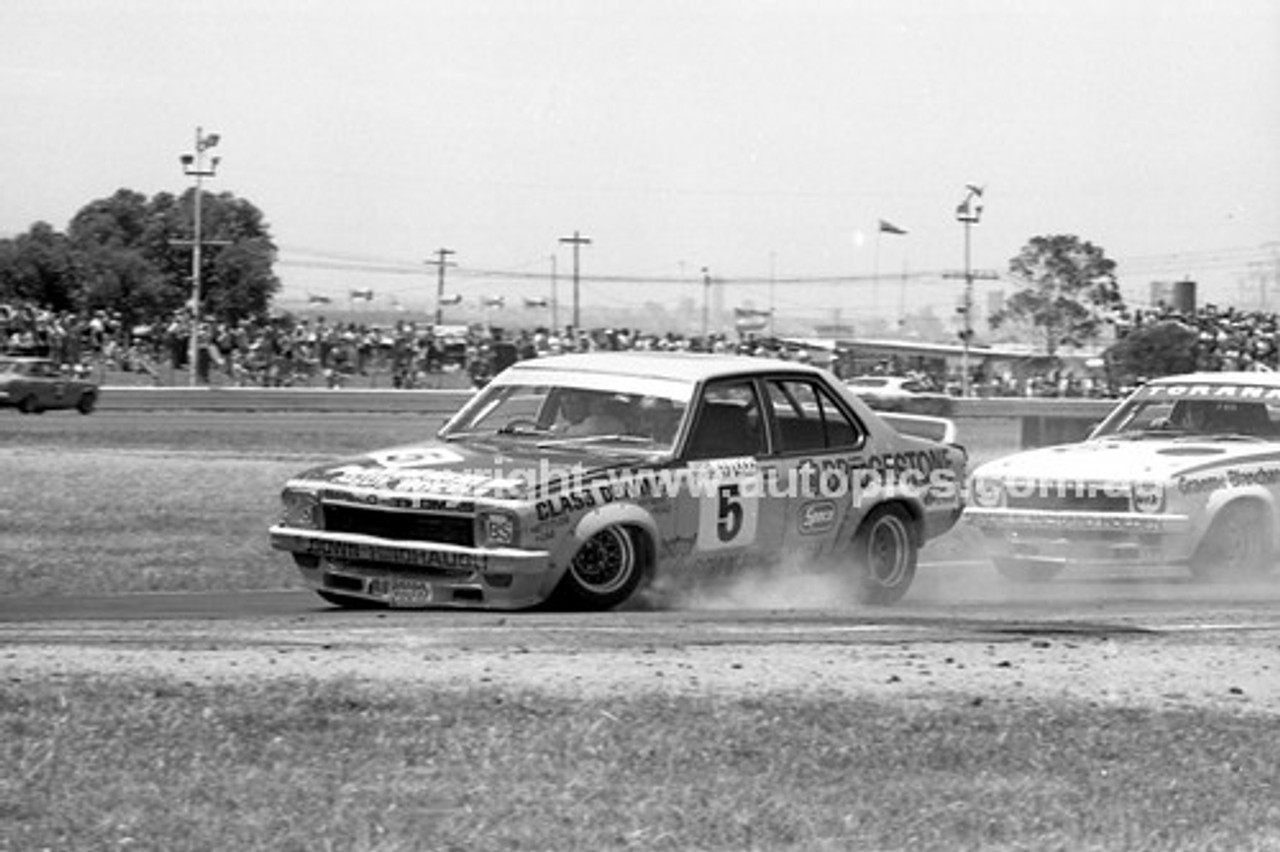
[878,219,908,235]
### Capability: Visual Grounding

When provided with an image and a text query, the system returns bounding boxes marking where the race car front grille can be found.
[321,504,475,547]
[1004,490,1131,513]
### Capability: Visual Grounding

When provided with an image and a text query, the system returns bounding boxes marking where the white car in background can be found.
[846,375,952,416]
[967,372,1280,582]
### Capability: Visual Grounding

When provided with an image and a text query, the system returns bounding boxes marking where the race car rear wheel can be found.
[851,504,918,605]
[17,395,39,414]
[553,525,644,610]
[1191,501,1273,580]
[76,392,97,415]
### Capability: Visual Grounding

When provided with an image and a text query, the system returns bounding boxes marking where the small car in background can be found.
[846,375,952,415]
[967,371,1280,582]
[270,352,967,610]
[0,356,99,414]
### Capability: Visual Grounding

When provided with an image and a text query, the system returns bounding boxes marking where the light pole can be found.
[179,127,221,386]
[559,230,591,331]
[955,184,984,397]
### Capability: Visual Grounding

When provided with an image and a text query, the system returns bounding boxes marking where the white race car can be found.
[967,372,1280,582]
[270,352,967,610]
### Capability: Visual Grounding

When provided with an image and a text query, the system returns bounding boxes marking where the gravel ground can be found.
[5,617,1279,714]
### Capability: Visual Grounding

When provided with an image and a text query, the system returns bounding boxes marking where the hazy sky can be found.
[3,0,1278,323]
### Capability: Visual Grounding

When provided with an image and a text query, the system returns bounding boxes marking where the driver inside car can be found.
[551,390,628,437]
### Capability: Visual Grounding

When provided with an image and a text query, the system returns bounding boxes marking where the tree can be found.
[990,234,1124,356]
[64,187,280,324]
[0,222,80,310]
[1105,320,1199,383]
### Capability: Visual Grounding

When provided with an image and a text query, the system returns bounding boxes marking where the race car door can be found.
[679,377,788,575]
[761,375,868,562]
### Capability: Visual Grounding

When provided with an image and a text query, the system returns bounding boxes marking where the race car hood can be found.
[285,437,659,501]
[972,437,1280,483]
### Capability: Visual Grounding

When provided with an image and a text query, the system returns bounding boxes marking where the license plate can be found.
[373,578,434,608]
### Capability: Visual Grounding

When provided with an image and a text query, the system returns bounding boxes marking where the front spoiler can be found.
[964,508,1195,565]
[964,508,1192,535]
[270,526,552,609]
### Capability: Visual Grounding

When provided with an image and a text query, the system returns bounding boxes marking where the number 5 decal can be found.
[698,478,758,551]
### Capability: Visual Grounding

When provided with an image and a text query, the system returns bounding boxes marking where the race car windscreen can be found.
[440,382,689,450]
[1092,387,1280,440]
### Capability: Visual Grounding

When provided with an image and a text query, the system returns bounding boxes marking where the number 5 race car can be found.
[967,371,1280,582]
[269,352,967,610]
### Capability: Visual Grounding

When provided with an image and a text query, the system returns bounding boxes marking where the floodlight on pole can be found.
[179,126,221,387]
[955,184,984,397]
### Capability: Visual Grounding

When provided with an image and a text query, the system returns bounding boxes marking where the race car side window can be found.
[685,380,766,459]
[766,378,863,453]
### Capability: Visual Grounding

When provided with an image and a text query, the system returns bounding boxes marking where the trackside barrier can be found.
[97,387,476,417]
[98,387,1117,449]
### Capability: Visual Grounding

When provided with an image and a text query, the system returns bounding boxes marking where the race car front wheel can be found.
[851,504,918,605]
[553,525,644,610]
[1191,501,1274,580]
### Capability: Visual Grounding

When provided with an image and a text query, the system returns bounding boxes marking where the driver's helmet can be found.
[1170,399,1215,429]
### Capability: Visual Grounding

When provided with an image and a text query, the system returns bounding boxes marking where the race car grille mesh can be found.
[321,504,474,547]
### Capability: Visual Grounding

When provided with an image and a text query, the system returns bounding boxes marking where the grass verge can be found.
[3,676,1279,852]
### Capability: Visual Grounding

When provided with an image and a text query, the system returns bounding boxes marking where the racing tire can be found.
[993,558,1064,583]
[17,395,39,414]
[1190,501,1274,581]
[552,525,644,611]
[851,504,918,605]
[76,392,97,415]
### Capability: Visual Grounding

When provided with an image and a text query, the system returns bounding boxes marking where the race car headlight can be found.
[477,510,518,547]
[970,477,1005,508]
[280,489,322,529]
[1130,480,1166,514]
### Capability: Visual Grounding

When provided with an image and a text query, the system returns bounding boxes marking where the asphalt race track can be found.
[5,409,1280,710]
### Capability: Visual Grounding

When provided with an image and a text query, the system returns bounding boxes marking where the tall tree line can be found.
[0,188,279,326]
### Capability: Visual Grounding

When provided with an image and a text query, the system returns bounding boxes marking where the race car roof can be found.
[1146,371,1280,388]
[501,351,827,386]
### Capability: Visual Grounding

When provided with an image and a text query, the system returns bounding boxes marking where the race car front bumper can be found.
[963,508,1195,565]
[269,527,553,609]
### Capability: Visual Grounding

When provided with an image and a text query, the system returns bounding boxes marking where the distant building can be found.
[1149,279,1196,313]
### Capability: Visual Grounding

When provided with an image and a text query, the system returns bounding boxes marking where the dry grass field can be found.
[3,411,1279,851]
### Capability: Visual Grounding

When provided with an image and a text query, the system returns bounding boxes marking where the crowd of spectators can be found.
[1122,302,1280,372]
[5,297,1277,397]
[0,301,824,390]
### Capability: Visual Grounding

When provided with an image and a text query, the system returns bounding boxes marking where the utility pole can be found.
[701,267,711,340]
[549,254,559,331]
[176,127,224,387]
[559,230,591,331]
[425,248,456,325]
